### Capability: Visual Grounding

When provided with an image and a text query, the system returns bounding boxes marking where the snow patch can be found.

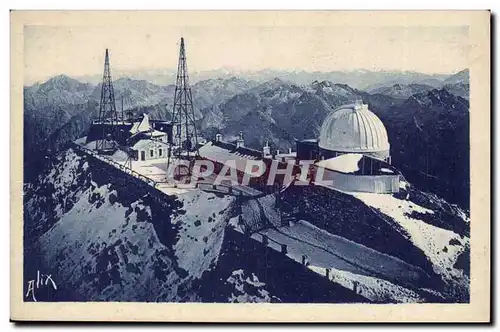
[74,136,87,145]
[172,190,235,278]
[47,149,82,193]
[35,181,181,301]
[226,269,274,303]
[228,216,245,233]
[316,153,362,173]
[255,220,426,287]
[309,266,424,303]
[351,192,469,282]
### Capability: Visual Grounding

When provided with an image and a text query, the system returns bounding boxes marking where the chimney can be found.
[263,141,271,157]
[215,133,222,142]
[288,148,292,154]
[236,131,245,148]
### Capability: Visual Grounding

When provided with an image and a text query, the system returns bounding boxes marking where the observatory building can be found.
[297,102,391,162]
[296,102,401,194]
[318,102,391,161]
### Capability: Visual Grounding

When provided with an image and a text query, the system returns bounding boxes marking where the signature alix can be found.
[25,270,57,302]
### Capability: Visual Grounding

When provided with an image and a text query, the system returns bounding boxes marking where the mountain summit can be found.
[443,69,469,85]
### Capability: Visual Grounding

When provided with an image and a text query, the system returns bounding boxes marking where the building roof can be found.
[130,113,151,135]
[131,139,158,150]
[315,153,399,176]
[199,141,265,175]
[150,120,172,124]
[298,138,318,144]
[316,153,363,173]
[212,140,263,159]
[318,103,390,153]
[148,130,167,137]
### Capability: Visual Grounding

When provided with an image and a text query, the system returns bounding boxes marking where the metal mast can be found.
[167,37,199,178]
[120,89,133,122]
[96,48,118,152]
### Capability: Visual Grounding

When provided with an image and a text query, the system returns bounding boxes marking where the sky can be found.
[24,25,469,85]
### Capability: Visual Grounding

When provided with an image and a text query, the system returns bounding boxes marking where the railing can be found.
[70,142,158,188]
[257,233,289,255]
[72,142,269,196]
[230,227,368,300]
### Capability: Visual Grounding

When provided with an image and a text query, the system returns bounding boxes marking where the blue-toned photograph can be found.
[22,22,471,305]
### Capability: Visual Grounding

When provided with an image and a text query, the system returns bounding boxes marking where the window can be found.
[150,149,154,157]
[159,148,162,156]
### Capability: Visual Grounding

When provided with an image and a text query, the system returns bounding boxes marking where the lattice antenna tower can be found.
[167,37,199,176]
[96,48,118,152]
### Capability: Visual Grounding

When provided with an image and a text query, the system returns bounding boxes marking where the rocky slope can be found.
[24,148,236,301]
[23,148,365,302]
[373,89,470,208]
[23,147,469,303]
[281,179,470,302]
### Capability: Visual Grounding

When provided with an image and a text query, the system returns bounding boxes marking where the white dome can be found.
[319,103,390,154]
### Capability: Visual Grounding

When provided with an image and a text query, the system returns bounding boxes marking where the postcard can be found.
[10,10,490,322]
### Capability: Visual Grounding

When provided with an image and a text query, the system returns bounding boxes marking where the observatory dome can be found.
[318,103,390,159]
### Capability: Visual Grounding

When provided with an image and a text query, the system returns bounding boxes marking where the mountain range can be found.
[23,69,470,208]
[30,68,453,90]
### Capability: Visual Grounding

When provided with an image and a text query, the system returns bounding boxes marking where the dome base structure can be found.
[314,153,400,194]
[319,148,390,163]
